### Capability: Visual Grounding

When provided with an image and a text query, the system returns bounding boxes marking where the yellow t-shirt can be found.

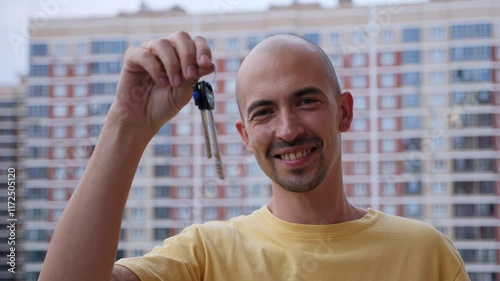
[116,207,470,281]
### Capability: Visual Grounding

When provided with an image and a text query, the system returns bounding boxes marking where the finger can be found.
[125,46,169,87]
[149,39,183,88]
[193,36,213,70]
[168,31,198,82]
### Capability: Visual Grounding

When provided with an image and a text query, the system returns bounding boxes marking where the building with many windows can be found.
[23,0,499,279]
[0,85,24,280]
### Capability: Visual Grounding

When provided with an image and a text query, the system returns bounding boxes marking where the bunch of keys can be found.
[192,81,224,180]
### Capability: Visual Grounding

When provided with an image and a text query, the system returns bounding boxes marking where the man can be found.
[39,32,470,281]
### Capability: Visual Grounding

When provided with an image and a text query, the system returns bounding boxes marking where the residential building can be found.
[23,0,500,279]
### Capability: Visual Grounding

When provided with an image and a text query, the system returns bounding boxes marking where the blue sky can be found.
[1,0,420,85]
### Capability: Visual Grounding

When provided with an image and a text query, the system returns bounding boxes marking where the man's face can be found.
[236,45,352,193]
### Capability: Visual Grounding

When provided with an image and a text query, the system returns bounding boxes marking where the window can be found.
[225,185,242,198]
[26,125,49,138]
[91,61,122,74]
[452,68,492,83]
[429,71,445,85]
[130,208,145,220]
[382,182,396,196]
[380,52,395,65]
[91,40,126,54]
[353,140,368,153]
[430,94,446,107]
[91,82,117,95]
[401,72,420,86]
[226,143,242,155]
[74,125,87,138]
[28,85,49,97]
[204,207,218,220]
[351,75,367,88]
[353,96,367,110]
[28,105,49,117]
[177,165,191,177]
[154,144,171,156]
[381,117,396,130]
[351,53,366,67]
[401,155,420,171]
[54,65,67,76]
[451,23,491,39]
[30,64,49,76]
[154,165,170,177]
[352,118,367,131]
[380,96,396,108]
[381,30,394,42]
[55,43,66,55]
[53,105,68,117]
[178,186,191,198]
[401,94,420,108]
[247,35,263,49]
[404,203,422,217]
[74,84,87,97]
[178,207,192,220]
[380,161,396,174]
[74,64,87,76]
[432,160,447,172]
[381,139,396,152]
[401,50,420,64]
[382,205,397,215]
[429,27,445,40]
[353,183,368,196]
[176,123,191,135]
[53,126,68,138]
[450,46,492,61]
[429,49,446,62]
[76,42,87,55]
[54,85,67,97]
[226,37,239,50]
[431,204,447,218]
[329,54,343,68]
[225,100,239,114]
[90,103,111,116]
[402,28,420,42]
[303,33,320,45]
[225,58,240,72]
[53,147,67,159]
[30,43,48,56]
[402,116,421,129]
[154,186,170,198]
[405,180,422,194]
[154,207,170,219]
[28,147,49,159]
[74,104,88,117]
[353,162,368,174]
[177,144,191,157]
[329,33,341,46]
[431,182,446,195]
[130,228,145,240]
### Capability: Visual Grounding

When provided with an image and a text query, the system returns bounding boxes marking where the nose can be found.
[275,110,305,142]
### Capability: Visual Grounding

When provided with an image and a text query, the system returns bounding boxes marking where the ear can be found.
[338,91,353,132]
[236,120,254,153]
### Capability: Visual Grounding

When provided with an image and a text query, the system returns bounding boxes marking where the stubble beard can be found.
[258,136,328,193]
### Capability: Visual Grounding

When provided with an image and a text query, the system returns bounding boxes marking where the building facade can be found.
[23,0,499,280]
[0,85,24,280]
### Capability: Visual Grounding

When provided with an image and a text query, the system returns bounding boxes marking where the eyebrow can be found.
[245,86,325,119]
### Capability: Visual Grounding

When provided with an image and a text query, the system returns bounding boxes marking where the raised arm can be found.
[39,32,214,281]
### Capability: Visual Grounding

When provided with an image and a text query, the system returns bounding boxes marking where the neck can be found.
[267,178,366,225]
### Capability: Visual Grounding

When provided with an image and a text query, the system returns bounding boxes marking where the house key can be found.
[192,81,224,179]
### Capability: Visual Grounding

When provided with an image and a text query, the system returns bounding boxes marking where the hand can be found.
[108,31,214,138]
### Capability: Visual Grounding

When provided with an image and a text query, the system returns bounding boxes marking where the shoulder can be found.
[372,210,461,253]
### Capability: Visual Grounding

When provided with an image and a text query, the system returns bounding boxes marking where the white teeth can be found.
[280,149,311,161]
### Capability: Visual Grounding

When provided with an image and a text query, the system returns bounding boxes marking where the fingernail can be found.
[173,74,182,87]
[187,65,198,78]
[200,54,210,65]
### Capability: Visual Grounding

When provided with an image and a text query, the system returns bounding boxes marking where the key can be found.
[193,81,224,180]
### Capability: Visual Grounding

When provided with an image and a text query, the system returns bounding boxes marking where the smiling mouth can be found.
[277,149,313,161]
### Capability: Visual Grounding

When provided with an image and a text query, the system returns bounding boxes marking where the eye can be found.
[298,98,318,106]
[250,109,273,121]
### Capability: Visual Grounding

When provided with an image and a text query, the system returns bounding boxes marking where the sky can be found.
[1,0,419,85]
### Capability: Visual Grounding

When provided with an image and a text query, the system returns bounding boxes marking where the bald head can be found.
[235,34,342,120]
